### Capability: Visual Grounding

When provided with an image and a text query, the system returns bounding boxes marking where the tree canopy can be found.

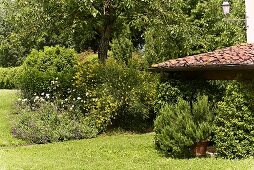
[0,0,246,66]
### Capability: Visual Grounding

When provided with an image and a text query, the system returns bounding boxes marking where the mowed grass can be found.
[0,134,254,170]
[0,90,25,146]
[0,90,254,169]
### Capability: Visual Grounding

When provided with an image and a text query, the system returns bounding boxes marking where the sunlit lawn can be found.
[0,90,25,146]
[0,90,253,170]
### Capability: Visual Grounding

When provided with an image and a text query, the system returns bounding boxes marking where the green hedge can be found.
[0,67,21,89]
[215,81,254,159]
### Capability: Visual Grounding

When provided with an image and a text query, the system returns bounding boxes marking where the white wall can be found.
[245,0,254,43]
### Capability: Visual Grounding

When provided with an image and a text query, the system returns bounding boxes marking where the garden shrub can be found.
[156,80,226,112]
[19,46,78,100]
[75,57,158,132]
[154,95,214,158]
[15,48,157,141]
[13,99,98,144]
[0,67,21,89]
[215,81,254,159]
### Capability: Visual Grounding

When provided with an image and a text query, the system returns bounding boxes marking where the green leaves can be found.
[75,57,158,132]
[215,81,254,159]
[154,95,214,158]
[144,0,246,65]
[19,46,78,100]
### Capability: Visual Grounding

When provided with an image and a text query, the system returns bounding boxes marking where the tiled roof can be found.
[152,43,254,70]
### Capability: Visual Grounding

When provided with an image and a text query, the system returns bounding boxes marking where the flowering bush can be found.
[14,47,158,142]
[13,98,98,144]
[75,58,158,132]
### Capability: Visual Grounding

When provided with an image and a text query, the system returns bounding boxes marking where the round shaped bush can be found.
[19,46,78,99]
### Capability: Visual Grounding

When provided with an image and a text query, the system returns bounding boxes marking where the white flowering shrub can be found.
[14,47,158,142]
[19,46,78,100]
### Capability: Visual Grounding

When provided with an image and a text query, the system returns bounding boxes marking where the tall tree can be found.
[0,0,246,66]
[0,0,153,64]
[144,0,246,65]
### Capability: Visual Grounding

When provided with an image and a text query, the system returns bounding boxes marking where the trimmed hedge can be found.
[0,67,21,89]
[215,81,254,159]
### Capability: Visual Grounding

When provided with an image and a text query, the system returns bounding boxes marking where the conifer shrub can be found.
[215,81,254,159]
[154,95,214,158]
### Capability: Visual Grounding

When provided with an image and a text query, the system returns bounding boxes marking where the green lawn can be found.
[0,90,25,146]
[0,90,254,169]
[1,134,254,170]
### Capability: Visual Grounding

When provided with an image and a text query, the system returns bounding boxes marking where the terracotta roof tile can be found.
[152,43,254,69]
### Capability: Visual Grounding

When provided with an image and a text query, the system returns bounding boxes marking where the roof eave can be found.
[150,64,254,72]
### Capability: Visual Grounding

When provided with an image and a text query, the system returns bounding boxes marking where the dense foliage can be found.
[156,80,225,112]
[13,99,98,144]
[215,81,254,159]
[0,0,154,64]
[0,67,20,89]
[154,95,214,158]
[0,0,245,66]
[19,46,78,100]
[145,0,245,64]
[74,58,158,132]
[15,47,158,143]
[0,0,250,159]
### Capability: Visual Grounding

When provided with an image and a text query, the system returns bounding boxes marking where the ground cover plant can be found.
[13,100,98,144]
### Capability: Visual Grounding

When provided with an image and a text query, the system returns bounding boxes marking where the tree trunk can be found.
[98,29,110,63]
[98,0,112,63]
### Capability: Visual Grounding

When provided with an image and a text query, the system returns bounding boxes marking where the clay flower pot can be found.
[191,140,209,157]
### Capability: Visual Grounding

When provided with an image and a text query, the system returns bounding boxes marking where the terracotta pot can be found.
[192,140,209,157]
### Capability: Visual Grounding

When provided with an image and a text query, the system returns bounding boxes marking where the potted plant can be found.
[154,95,214,158]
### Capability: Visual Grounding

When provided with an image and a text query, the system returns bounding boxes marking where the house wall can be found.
[246,0,254,43]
